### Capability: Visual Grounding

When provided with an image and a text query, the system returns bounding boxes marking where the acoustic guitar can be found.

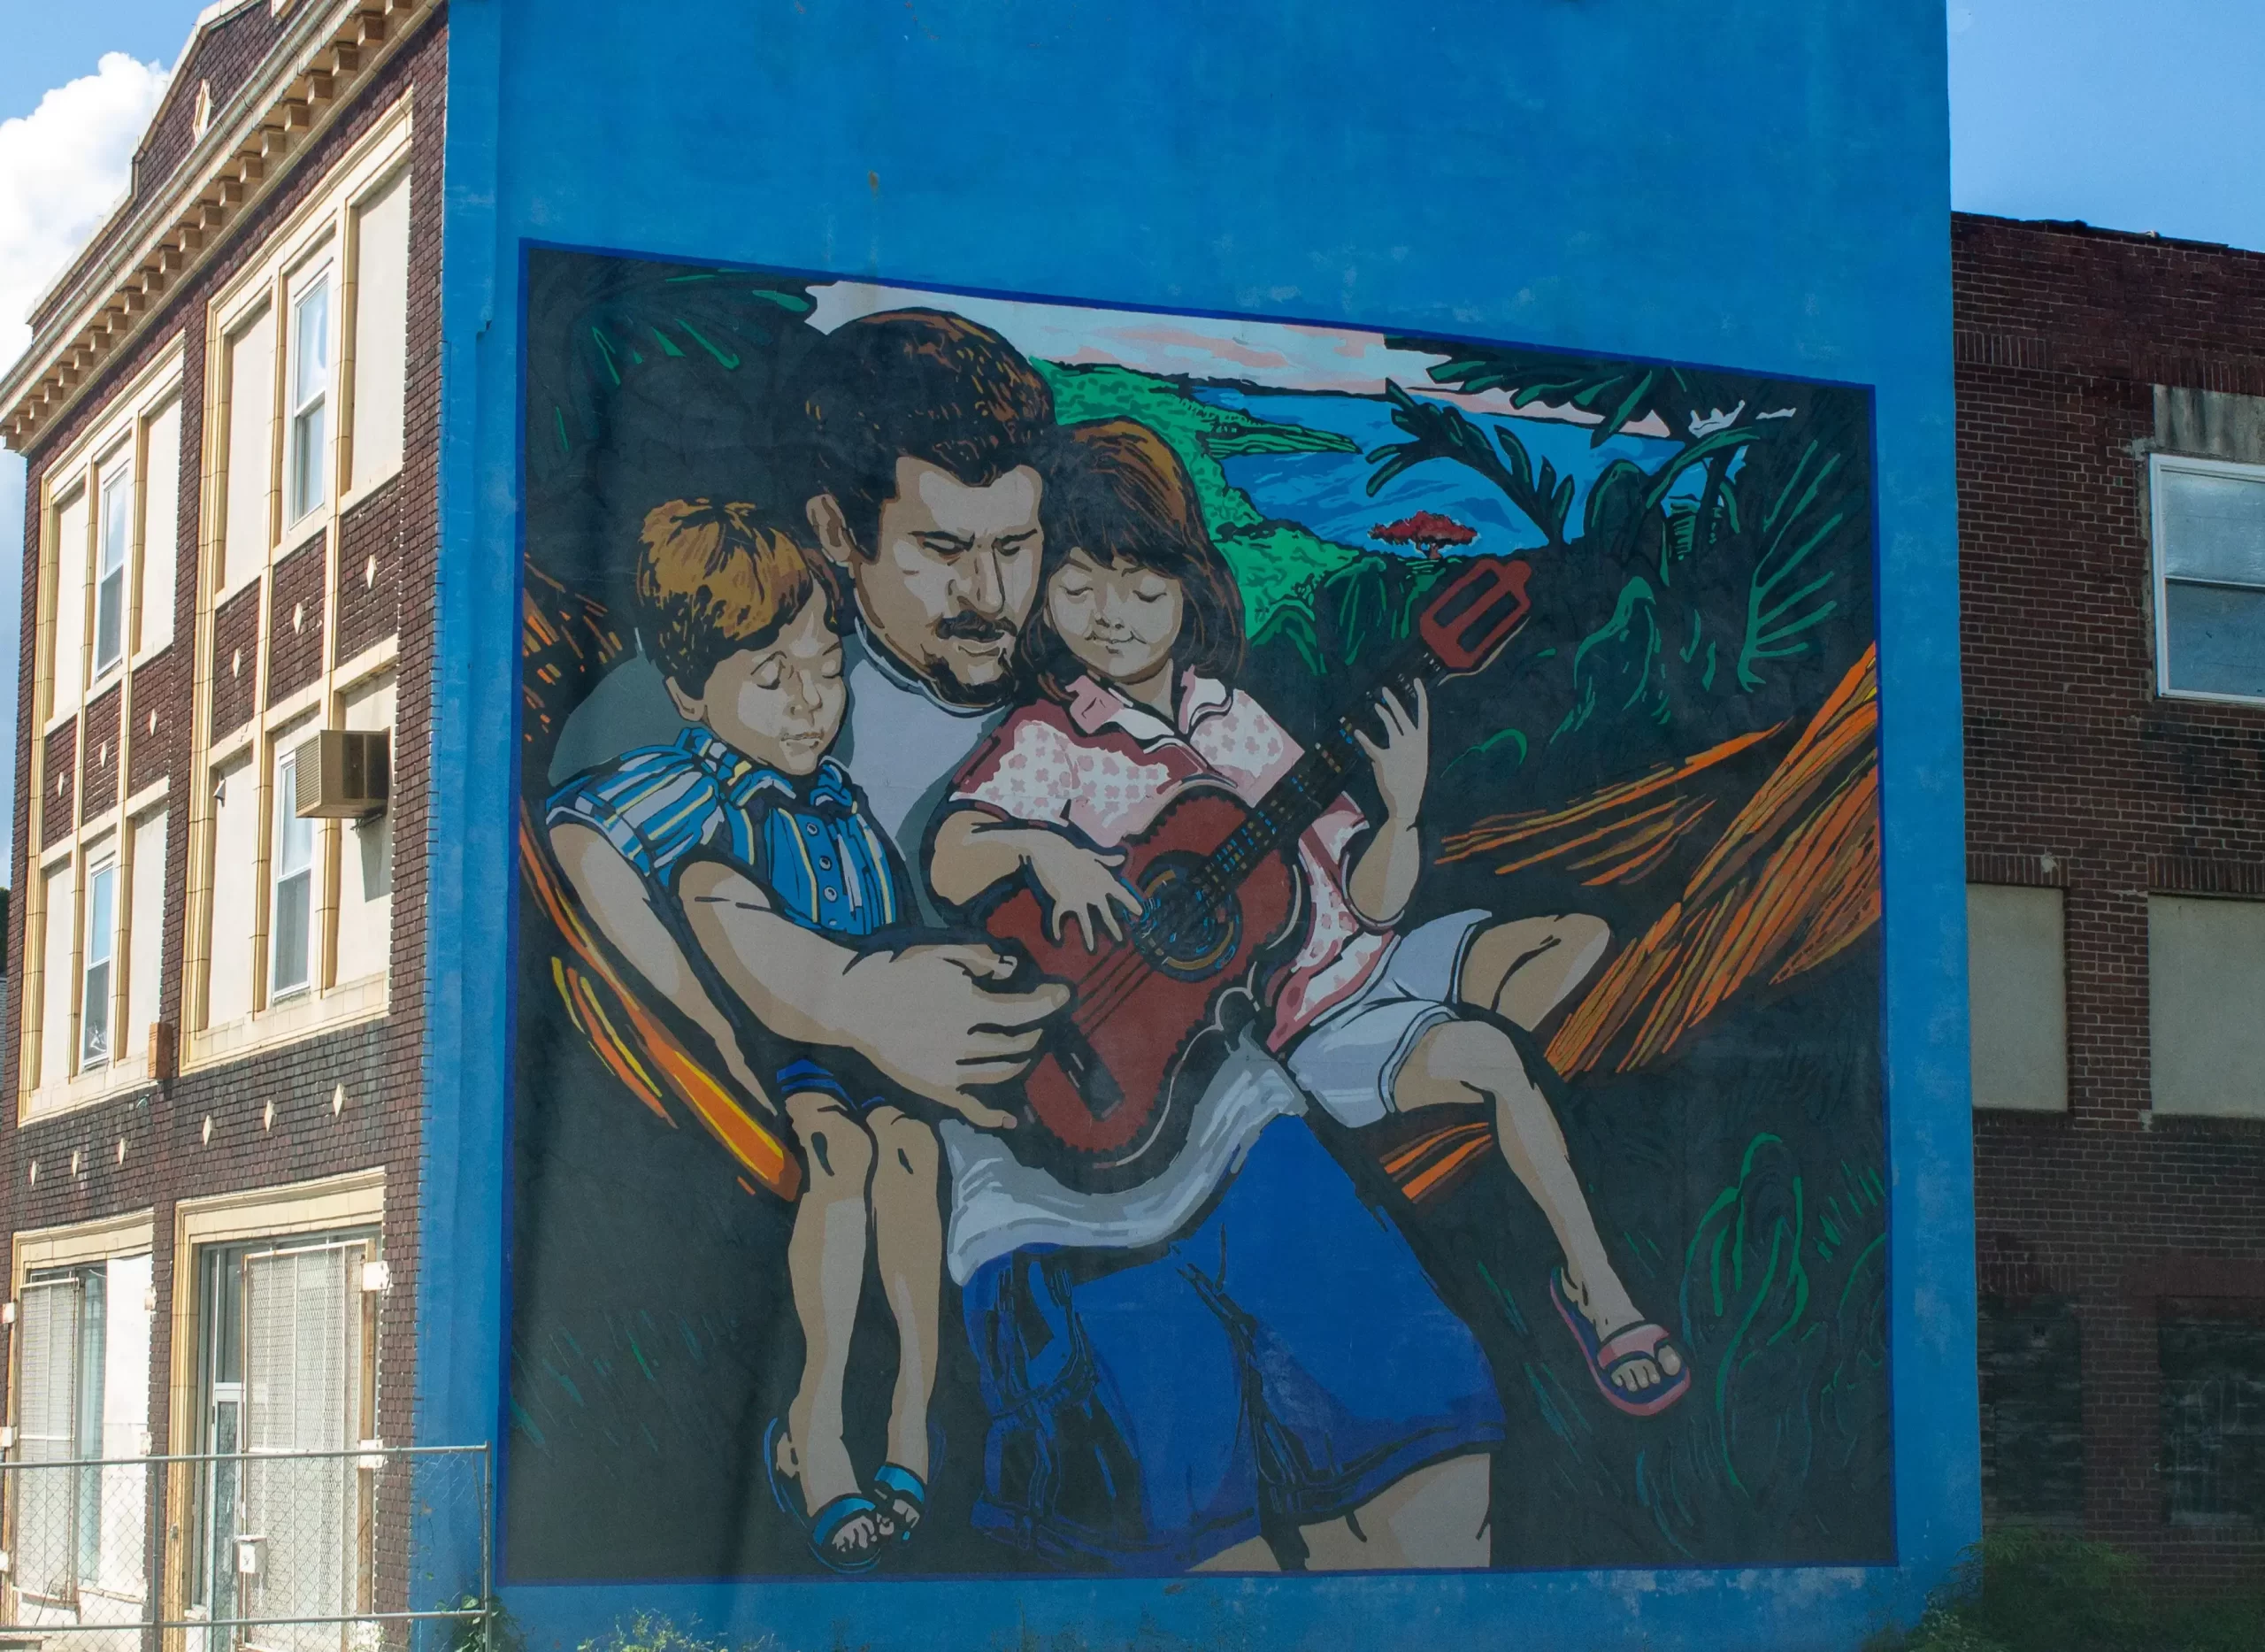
[984,555,1535,1191]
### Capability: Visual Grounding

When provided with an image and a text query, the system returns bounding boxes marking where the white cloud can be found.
[0,52,172,377]
[0,52,168,871]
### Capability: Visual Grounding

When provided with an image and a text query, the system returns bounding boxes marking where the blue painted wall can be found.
[418,2,1971,1646]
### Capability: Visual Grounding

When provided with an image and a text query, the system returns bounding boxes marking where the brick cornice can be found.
[0,0,435,454]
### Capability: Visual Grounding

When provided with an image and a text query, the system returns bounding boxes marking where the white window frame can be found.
[2150,450,2265,707]
[93,458,134,680]
[79,855,119,1071]
[267,741,316,1001]
[284,265,333,527]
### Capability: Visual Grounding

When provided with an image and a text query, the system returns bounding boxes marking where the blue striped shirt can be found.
[546,728,903,939]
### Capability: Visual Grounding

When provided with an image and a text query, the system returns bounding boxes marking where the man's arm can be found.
[549,821,776,1112]
[676,857,1068,1130]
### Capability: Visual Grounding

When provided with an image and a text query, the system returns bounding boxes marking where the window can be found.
[1968,884,2068,1112]
[2150,894,2265,1118]
[1979,1295,2084,1528]
[270,746,316,997]
[2161,1306,2265,1526]
[286,273,330,524]
[94,465,131,676]
[12,1251,153,1610]
[11,1223,154,1625]
[348,169,410,492]
[15,1267,104,1603]
[189,1231,378,1648]
[2153,453,2265,703]
[80,858,118,1069]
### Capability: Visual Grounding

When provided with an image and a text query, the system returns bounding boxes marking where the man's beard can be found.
[915,611,1020,708]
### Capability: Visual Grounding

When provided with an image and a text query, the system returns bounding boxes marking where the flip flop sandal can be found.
[871,1462,927,1544]
[765,1416,887,1574]
[1548,1270,1693,1419]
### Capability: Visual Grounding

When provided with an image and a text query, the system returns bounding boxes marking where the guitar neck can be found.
[1199,648,1430,895]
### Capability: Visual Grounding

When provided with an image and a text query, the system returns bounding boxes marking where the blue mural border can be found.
[416,3,1974,1646]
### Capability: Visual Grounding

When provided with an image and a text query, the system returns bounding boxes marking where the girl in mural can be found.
[930,419,1691,1414]
[544,501,941,1571]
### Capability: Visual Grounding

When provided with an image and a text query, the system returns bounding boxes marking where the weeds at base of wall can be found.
[1868,1528,2265,1652]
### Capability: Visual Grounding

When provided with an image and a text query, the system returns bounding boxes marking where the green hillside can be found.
[1035,360,1368,628]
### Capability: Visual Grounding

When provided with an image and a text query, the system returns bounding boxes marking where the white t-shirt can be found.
[835,625,1301,1282]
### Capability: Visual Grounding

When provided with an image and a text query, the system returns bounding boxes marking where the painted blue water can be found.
[1198,386,1689,556]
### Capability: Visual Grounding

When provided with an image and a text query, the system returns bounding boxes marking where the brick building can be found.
[0,0,453,1634]
[1960,211,2265,1581]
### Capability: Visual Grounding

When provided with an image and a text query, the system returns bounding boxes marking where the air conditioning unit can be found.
[293,729,390,818]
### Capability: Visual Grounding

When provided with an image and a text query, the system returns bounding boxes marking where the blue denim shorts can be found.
[961,1117,1505,1571]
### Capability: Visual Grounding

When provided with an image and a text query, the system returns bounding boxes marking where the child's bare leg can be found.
[865,1105,942,1517]
[1456,914,1609,1031]
[781,1089,881,1538]
[1395,1019,1678,1398]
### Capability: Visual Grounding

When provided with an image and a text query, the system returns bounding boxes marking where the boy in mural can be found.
[931,418,1689,1417]
[545,501,943,1571]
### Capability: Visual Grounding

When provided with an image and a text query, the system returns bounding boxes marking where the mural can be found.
[507,249,1889,1580]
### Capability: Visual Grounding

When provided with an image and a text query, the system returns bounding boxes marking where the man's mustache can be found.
[936,611,1019,643]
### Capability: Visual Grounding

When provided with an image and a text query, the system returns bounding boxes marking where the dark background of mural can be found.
[505,248,1889,1579]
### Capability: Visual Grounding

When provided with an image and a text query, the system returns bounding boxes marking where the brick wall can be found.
[1958,211,2265,1583]
[4,8,448,1613]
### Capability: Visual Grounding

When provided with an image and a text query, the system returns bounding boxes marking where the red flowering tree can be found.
[1369,510,1478,560]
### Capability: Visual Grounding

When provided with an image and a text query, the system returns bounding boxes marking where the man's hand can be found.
[837,943,1069,1128]
[1023,833,1143,951]
[1355,682,1430,824]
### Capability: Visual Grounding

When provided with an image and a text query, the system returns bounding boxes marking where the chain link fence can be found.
[0,1445,488,1652]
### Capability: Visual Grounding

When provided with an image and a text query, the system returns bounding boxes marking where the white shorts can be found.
[1282,909,1491,1128]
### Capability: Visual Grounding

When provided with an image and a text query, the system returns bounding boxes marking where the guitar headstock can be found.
[1417,556,1533,676]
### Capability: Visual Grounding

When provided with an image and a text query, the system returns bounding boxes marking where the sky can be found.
[0,0,2262,872]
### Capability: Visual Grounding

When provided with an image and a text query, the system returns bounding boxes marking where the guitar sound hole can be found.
[1133,857,1241,982]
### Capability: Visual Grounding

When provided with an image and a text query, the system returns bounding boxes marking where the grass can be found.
[1871,1528,2265,1652]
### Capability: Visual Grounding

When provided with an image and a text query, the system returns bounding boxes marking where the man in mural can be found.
[745,309,1506,1572]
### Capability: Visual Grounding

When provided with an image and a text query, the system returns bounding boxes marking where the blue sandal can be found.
[765,1417,887,1573]
[871,1462,926,1544]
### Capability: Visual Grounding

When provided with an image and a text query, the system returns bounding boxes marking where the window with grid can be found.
[2153,453,2265,703]
[2161,1307,2265,1526]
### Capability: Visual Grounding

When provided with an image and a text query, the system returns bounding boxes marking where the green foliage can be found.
[446,1595,526,1652]
[1035,361,1365,628]
[577,1614,780,1652]
[1365,380,1573,547]
[1870,1529,2265,1652]
[1384,337,1798,451]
